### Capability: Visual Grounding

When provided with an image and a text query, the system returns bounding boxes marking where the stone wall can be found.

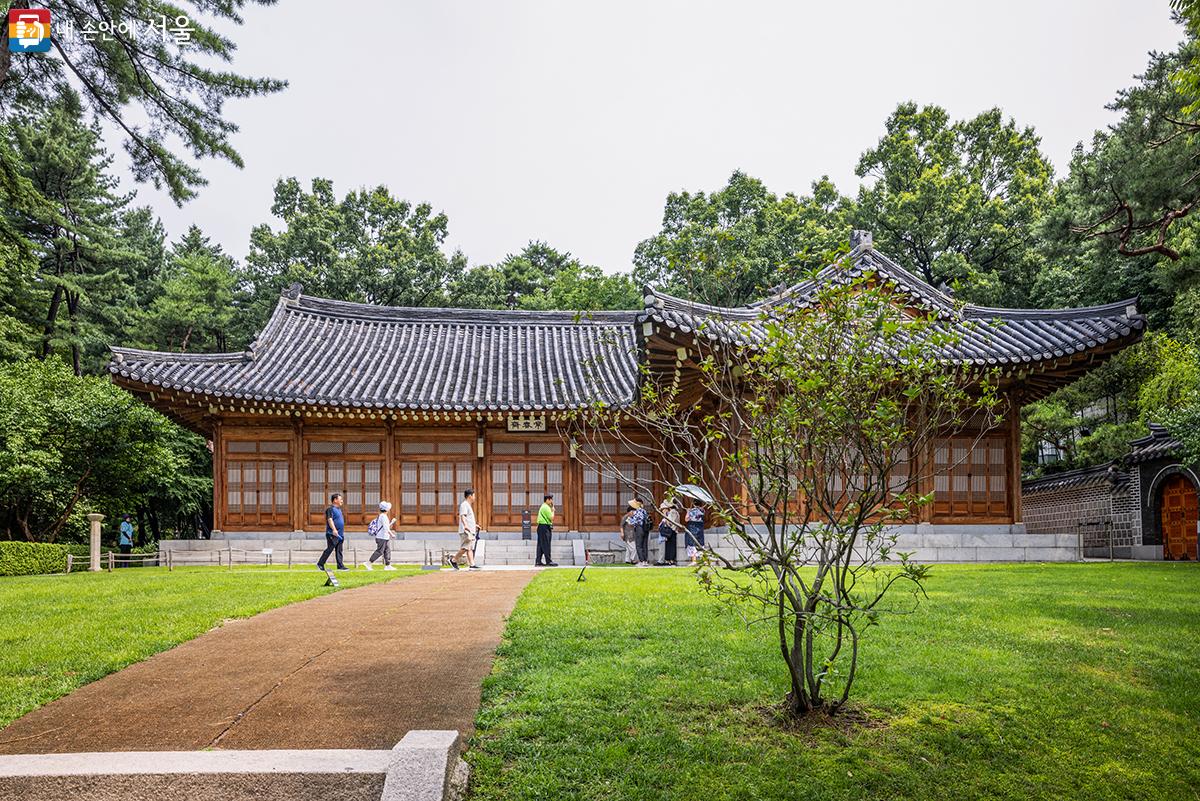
[1022,468,1140,558]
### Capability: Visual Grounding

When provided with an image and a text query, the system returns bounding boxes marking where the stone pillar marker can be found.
[87,514,104,572]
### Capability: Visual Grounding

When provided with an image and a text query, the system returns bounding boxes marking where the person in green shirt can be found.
[535,494,557,567]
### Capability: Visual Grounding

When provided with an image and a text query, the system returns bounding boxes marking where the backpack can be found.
[368,515,387,539]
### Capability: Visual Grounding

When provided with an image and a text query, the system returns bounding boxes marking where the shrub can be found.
[0,542,69,576]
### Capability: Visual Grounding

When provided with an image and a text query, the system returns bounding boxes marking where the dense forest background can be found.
[3,2,1200,543]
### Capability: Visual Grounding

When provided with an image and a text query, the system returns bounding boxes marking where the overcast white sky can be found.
[124,0,1184,272]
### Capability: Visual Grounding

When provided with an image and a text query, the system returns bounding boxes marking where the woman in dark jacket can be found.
[655,498,685,566]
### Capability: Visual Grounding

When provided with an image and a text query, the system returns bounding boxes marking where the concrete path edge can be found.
[0,729,464,801]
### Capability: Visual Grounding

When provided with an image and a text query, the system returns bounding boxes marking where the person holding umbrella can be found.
[685,500,706,565]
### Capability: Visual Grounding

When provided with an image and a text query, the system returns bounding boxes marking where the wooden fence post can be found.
[65,554,73,574]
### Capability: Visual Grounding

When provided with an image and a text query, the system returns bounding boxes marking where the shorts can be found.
[459,531,476,548]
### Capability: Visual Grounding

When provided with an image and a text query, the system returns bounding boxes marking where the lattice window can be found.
[223,439,291,529]
[305,439,384,527]
[582,462,654,526]
[491,461,564,526]
[395,460,473,526]
[932,434,1008,519]
[225,460,289,528]
[307,461,382,525]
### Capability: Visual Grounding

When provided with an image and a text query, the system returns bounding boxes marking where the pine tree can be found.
[3,91,138,375]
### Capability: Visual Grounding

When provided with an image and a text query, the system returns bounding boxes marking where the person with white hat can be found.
[365,501,396,571]
[620,499,643,564]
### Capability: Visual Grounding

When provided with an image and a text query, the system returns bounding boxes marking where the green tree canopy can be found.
[137,235,238,353]
[2,90,138,375]
[854,103,1054,307]
[0,358,209,542]
[633,171,853,306]
[0,0,285,204]
[244,178,469,329]
[456,241,640,311]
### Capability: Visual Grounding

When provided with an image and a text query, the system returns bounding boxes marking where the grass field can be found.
[468,563,1200,801]
[0,564,421,729]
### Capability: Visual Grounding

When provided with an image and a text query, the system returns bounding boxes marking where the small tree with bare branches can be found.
[566,268,1001,718]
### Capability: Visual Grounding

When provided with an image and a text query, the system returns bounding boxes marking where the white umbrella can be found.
[674,484,714,504]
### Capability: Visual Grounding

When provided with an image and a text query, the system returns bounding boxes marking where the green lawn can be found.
[0,564,421,729]
[468,564,1200,801]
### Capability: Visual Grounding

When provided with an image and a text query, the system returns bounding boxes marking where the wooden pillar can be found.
[566,454,583,532]
[917,404,934,523]
[385,418,396,521]
[212,419,225,532]
[476,420,489,530]
[1008,391,1023,523]
[291,418,304,531]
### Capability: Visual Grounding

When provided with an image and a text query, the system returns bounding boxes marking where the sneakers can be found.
[546,561,559,567]
[316,564,326,571]
[383,565,396,571]
[468,565,481,570]
[364,562,374,571]
[448,558,460,570]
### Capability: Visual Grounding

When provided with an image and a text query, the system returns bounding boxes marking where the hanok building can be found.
[109,233,1147,562]
[1023,424,1199,560]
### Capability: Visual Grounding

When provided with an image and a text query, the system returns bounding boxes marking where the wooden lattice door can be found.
[1161,474,1198,561]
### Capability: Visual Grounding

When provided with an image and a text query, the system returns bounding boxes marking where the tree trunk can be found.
[148,507,161,542]
[40,283,63,359]
[66,291,81,376]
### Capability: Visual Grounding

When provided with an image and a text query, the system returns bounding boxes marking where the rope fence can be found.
[64,546,442,572]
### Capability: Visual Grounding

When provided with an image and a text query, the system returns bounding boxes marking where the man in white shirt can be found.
[449,488,480,570]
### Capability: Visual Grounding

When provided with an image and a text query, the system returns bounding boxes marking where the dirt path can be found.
[0,570,535,753]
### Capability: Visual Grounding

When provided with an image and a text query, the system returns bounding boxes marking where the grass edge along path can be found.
[0,565,421,730]
[467,563,1200,801]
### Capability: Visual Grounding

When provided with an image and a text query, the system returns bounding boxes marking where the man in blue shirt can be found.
[118,514,135,568]
[317,493,347,571]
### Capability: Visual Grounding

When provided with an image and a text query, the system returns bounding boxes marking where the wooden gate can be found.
[1160,474,1199,561]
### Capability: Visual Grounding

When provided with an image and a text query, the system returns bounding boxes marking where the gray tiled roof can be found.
[110,294,640,411]
[1126,423,1182,464]
[643,244,1146,366]
[1022,463,1129,494]
[108,239,1149,413]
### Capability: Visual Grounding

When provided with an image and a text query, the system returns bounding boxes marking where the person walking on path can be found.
[655,498,684,566]
[118,514,134,567]
[317,493,347,571]
[685,501,706,566]
[535,494,558,567]
[365,501,396,571]
[450,488,481,570]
